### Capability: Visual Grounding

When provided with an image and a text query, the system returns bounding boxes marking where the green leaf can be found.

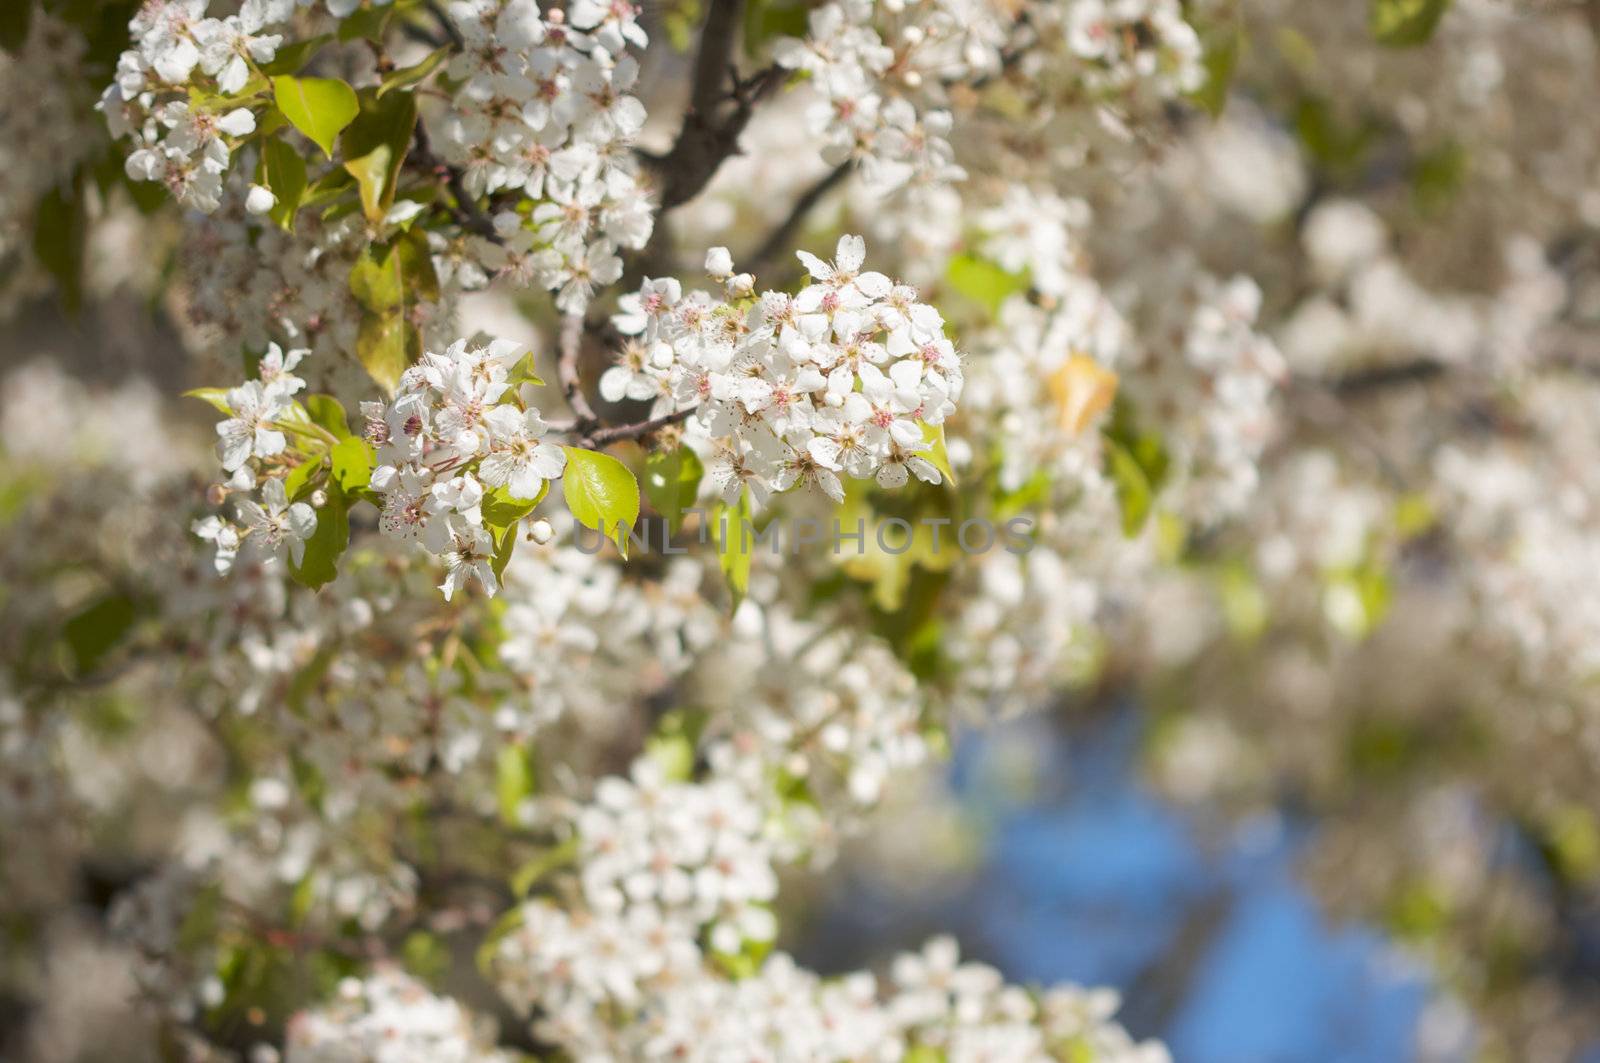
[302,167,355,209]
[356,312,417,395]
[944,252,1028,317]
[303,394,351,438]
[284,457,322,502]
[33,178,88,313]
[1105,442,1155,537]
[509,837,579,896]
[349,231,438,312]
[643,446,704,535]
[63,593,139,676]
[349,233,438,392]
[711,487,753,610]
[490,522,518,580]
[561,447,640,555]
[257,136,307,232]
[483,482,548,529]
[495,743,536,827]
[290,485,350,590]
[1192,14,1242,118]
[0,1,32,54]
[506,351,546,388]
[1370,0,1451,47]
[379,46,449,96]
[919,422,956,487]
[272,75,359,159]
[338,3,396,42]
[184,387,233,415]
[330,436,373,491]
[261,34,331,76]
[1102,397,1170,536]
[341,88,417,223]
[744,0,809,58]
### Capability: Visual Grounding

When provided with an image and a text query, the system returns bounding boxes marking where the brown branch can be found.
[1322,358,1447,396]
[557,313,600,437]
[587,405,698,446]
[647,0,786,212]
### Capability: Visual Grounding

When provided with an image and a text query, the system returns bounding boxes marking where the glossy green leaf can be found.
[355,311,417,395]
[330,436,373,492]
[341,88,417,223]
[290,485,349,590]
[561,447,640,555]
[303,394,351,438]
[183,387,233,415]
[483,482,549,529]
[272,75,359,158]
[643,446,704,535]
[257,136,307,232]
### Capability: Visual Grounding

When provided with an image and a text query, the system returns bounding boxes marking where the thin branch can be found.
[744,161,852,281]
[557,313,600,435]
[587,405,698,446]
[410,122,501,241]
[1322,358,1447,396]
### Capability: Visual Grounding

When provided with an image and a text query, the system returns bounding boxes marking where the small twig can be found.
[744,161,852,281]
[587,405,698,446]
[410,122,501,241]
[557,313,600,436]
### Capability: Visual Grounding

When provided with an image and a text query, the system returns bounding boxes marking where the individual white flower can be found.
[479,408,567,500]
[216,381,289,471]
[236,478,316,567]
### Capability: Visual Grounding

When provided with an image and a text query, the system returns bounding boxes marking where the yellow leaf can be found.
[1046,354,1118,436]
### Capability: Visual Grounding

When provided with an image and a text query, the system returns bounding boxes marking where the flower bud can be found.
[310,489,328,508]
[726,272,755,298]
[705,246,734,280]
[205,483,228,507]
[245,184,277,215]
[529,518,554,544]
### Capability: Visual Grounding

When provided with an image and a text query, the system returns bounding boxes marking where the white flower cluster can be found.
[1123,271,1285,522]
[194,343,320,573]
[493,892,1168,1062]
[366,337,565,599]
[609,235,962,504]
[699,608,932,820]
[1053,0,1206,98]
[285,966,510,1063]
[440,0,655,312]
[98,0,298,211]
[573,755,780,952]
[772,0,994,195]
